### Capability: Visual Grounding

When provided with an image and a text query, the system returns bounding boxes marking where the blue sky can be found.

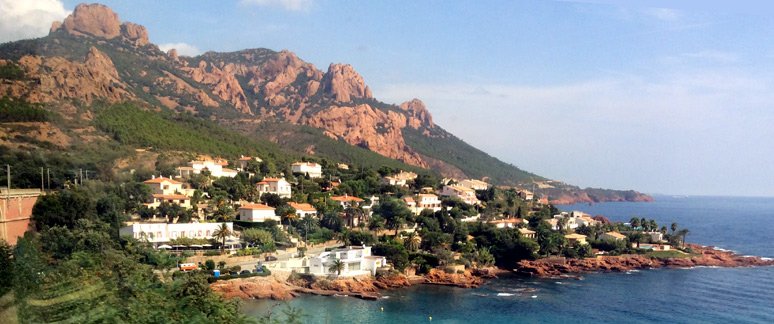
[5,0,774,196]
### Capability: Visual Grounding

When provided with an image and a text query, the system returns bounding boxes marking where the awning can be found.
[157,245,172,249]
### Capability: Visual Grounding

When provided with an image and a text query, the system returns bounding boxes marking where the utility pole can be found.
[79,168,83,184]
[41,167,44,191]
[47,168,50,190]
[6,164,10,191]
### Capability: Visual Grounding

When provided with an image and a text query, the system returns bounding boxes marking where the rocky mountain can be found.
[0,3,651,203]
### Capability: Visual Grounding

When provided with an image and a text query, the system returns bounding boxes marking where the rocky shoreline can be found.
[211,245,773,301]
[515,244,774,278]
[211,268,500,301]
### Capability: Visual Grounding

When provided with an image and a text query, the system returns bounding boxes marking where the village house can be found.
[643,231,665,242]
[458,179,490,191]
[291,162,323,178]
[519,227,537,239]
[565,233,588,246]
[404,193,442,215]
[488,218,526,229]
[518,189,534,201]
[308,245,387,277]
[0,188,41,245]
[634,243,672,251]
[382,171,418,187]
[289,202,318,219]
[256,177,292,198]
[236,156,262,171]
[439,185,480,206]
[330,195,365,209]
[237,203,280,223]
[143,176,195,209]
[337,163,350,170]
[600,231,627,241]
[119,222,234,246]
[549,211,597,230]
[176,157,238,178]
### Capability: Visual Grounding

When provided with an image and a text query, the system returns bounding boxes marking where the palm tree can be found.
[213,223,232,253]
[648,220,657,232]
[640,218,647,231]
[671,222,678,234]
[677,229,690,247]
[329,259,345,276]
[630,217,640,230]
[406,232,421,252]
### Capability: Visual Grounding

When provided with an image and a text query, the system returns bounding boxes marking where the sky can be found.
[2,0,774,197]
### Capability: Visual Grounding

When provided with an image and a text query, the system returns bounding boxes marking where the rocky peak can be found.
[399,98,434,129]
[321,63,373,102]
[50,3,149,46]
[120,22,149,46]
[58,3,121,39]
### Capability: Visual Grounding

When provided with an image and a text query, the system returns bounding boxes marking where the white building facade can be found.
[256,177,292,198]
[120,222,234,245]
[308,246,386,277]
[291,162,323,178]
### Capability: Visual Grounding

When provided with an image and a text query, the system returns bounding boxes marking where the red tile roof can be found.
[239,203,275,211]
[289,202,316,212]
[144,177,182,185]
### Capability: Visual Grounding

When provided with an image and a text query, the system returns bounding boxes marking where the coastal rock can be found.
[424,269,484,288]
[515,245,774,278]
[321,63,373,102]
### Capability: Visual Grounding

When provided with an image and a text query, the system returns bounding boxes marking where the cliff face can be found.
[0,3,653,201]
[0,47,133,104]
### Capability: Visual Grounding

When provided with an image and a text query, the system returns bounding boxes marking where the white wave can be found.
[761,257,772,261]
[496,293,515,297]
[555,281,563,284]
[381,296,390,299]
[531,295,538,298]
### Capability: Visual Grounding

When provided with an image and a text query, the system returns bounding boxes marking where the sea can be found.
[241,196,774,323]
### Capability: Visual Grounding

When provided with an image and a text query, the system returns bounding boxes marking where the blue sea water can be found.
[241,196,774,323]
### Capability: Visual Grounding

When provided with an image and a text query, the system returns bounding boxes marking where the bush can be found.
[204,259,215,271]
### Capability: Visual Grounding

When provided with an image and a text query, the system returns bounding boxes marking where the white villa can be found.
[289,202,318,219]
[330,195,365,208]
[256,177,292,198]
[548,211,598,230]
[237,156,262,170]
[238,203,280,222]
[518,189,534,201]
[565,233,589,246]
[308,246,386,277]
[143,176,195,209]
[519,228,537,239]
[382,171,418,187]
[119,222,234,245]
[439,185,480,206]
[458,179,490,191]
[403,194,442,215]
[176,158,238,179]
[488,218,526,229]
[291,162,323,178]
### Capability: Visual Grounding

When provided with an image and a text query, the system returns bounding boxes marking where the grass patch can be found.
[647,250,692,259]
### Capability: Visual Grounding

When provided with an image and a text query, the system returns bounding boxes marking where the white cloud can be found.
[643,8,680,21]
[375,70,774,195]
[0,0,69,43]
[682,50,738,63]
[240,0,314,12]
[157,42,202,57]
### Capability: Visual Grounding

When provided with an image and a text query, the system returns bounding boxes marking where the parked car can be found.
[240,270,251,275]
[265,255,278,261]
[229,272,238,276]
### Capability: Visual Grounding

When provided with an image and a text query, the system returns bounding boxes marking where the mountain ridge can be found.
[0,3,652,204]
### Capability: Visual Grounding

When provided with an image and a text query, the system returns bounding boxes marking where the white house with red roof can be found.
[330,195,365,208]
[238,203,280,222]
[237,155,262,170]
[289,202,318,219]
[256,177,292,198]
[143,176,194,209]
[291,162,323,178]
